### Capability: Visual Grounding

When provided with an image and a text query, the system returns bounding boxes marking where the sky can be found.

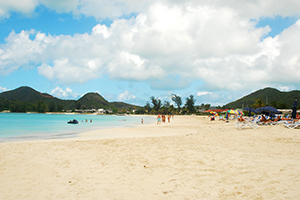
[0,0,300,107]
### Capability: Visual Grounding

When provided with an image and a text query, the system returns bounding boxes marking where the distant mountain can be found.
[0,86,53,102]
[0,86,75,109]
[77,92,112,109]
[224,87,300,109]
[0,86,139,112]
[111,101,141,110]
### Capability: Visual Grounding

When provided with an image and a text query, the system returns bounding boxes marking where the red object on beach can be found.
[205,109,229,113]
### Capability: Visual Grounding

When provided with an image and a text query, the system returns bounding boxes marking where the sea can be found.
[0,113,155,142]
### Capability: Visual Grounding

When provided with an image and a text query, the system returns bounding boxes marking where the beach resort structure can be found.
[74,108,113,114]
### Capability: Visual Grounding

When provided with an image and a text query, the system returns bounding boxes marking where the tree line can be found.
[135,94,211,115]
[0,99,64,113]
[252,99,291,109]
[0,94,212,114]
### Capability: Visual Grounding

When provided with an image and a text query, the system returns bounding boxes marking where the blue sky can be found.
[1,1,300,107]
[0,6,99,43]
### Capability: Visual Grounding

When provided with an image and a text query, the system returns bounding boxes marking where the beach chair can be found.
[236,117,258,129]
[284,120,300,129]
[268,116,281,126]
[236,120,247,129]
[257,115,268,126]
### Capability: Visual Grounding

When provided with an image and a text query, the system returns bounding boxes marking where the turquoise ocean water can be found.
[0,113,155,142]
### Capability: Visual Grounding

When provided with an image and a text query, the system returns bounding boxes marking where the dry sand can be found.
[1,116,300,199]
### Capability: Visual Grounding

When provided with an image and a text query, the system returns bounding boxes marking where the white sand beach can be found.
[1,116,300,199]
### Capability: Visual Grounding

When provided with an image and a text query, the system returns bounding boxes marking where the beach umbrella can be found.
[270,113,276,118]
[210,111,219,116]
[225,112,229,121]
[227,109,238,115]
[256,106,282,117]
[243,107,257,117]
[291,99,297,119]
[235,110,244,115]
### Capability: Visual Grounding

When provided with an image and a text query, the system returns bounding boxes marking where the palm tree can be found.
[171,94,182,112]
[185,95,196,113]
[150,96,162,112]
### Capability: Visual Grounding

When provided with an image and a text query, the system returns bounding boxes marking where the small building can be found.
[75,109,96,113]
[97,108,105,114]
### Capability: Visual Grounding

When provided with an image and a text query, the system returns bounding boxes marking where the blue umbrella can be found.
[243,107,257,117]
[256,106,282,117]
[269,113,276,118]
[291,99,297,119]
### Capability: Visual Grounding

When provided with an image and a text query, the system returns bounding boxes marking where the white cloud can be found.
[77,0,150,20]
[108,51,164,81]
[197,91,212,96]
[0,0,38,19]
[150,75,192,90]
[117,90,136,101]
[0,29,46,75]
[1,1,300,93]
[2,0,300,20]
[278,86,293,91]
[0,0,150,20]
[50,86,78,99]
[214,0,300,19]
[0,86,8,92]
[92,24,111,38]
[40,0,79,13]
[37,58,101,84]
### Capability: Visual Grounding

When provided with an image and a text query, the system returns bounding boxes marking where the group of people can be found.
[258,115,300,124]
[68,119,92,124]
[81,119,92,122]
[157,114,173,124]
[237,114,300,125]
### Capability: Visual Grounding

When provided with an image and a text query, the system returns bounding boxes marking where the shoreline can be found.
[1,116,300,199]
[0,113,156,143]
[0,115,186,143]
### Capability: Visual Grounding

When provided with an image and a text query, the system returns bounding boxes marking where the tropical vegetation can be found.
[0,86,299,114]
[224,87,300,109]
[0,86,132,113]
[141,94,203,115]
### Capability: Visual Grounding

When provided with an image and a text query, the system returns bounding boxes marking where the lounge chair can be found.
[284,120,300,129]
[257,115,269,125]
[236,116,258,129]
[268,116,282,125]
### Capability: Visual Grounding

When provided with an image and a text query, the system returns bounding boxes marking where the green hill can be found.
[110,101,141,110]
[77,93,113,110]
[0,86,138,112]
[2,86,299,113]
[0,97,11,110]
[0,86,53,102]
[0,86,74,110]
[224,87,300,109]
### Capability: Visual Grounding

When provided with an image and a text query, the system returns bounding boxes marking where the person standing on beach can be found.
[141,118,144,124]
[157,115,161,125]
